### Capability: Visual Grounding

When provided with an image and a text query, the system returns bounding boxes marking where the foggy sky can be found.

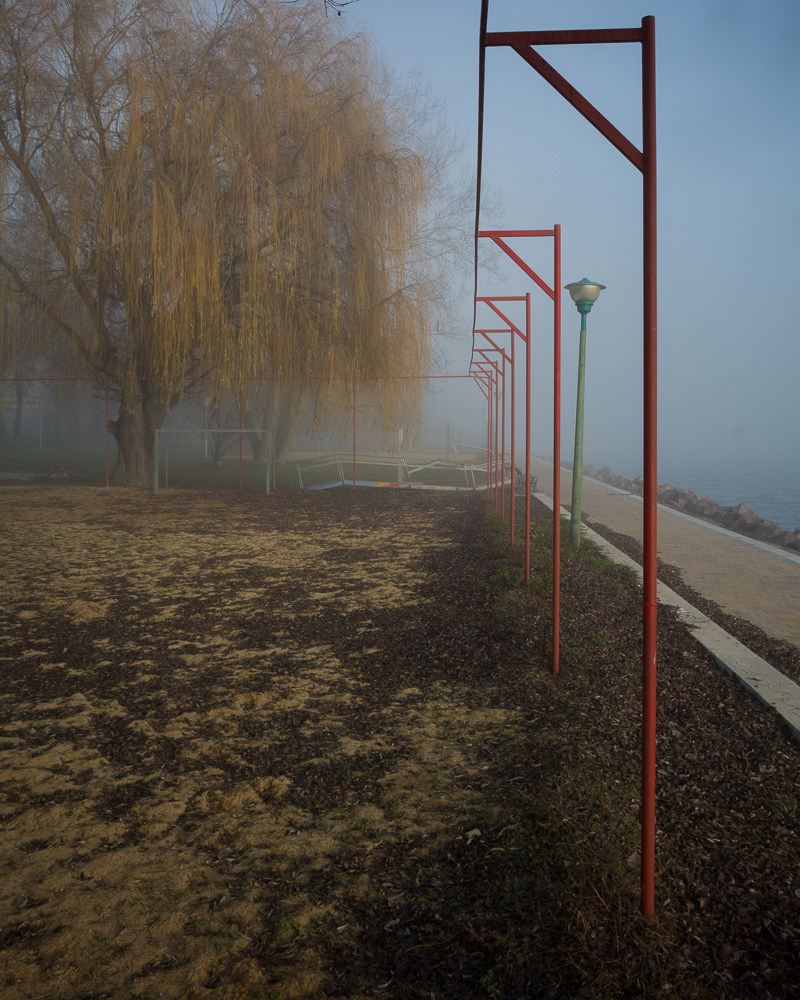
[348,0,800,477]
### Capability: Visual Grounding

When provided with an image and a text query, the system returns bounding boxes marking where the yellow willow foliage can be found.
[0,0,433,436]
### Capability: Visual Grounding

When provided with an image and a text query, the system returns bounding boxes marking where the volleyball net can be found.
[0,374,503,493]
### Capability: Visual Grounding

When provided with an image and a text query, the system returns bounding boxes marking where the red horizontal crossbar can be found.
[486,27,643,47]
[478,229,554,238]
[476,295,526,303]
[0,374,476,383]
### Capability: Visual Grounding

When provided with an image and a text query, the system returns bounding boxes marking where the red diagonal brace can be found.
[479,236,555,300]
[476,332,510,359]
[486,28,645,172]
[477,298,527,343]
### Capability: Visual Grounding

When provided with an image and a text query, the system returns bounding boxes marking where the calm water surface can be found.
[617,457,800,533]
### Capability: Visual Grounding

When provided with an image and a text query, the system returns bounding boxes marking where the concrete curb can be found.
[535,492,800,744]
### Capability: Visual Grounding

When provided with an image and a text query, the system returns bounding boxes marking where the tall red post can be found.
[640,13,658,922]
[481,16,658,920]
[477,296,532,582]
[494,360,500,508]
[477,236,560,597]
[475,333,513,528]
[510,327,516,543]
[524,293,531,583]
[500,354,506,520]
[104,379,110,487]
[553,225,562,673]
[486,371,492,492]
[352,375,357,488]
[231,384,243,491]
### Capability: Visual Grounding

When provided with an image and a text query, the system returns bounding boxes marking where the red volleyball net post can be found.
[474,348,505,508]
[104,379,110,488]
[476,295,532,581]
[478,229,562,676]
[468,369,494,495]
[471,361,497,499]
[474,344,511,520]
[475,331,513,529]
[483,17,658,920]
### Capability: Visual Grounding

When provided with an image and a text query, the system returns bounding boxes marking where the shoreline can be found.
[576,462,800,555]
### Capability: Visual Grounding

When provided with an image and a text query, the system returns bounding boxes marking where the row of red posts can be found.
[474,13,657,921]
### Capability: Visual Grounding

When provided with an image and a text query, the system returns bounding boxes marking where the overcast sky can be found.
[344,0,799,476]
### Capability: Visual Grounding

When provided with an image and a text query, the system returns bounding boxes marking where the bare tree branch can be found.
[280,0,361,17]
[0,0,446,484]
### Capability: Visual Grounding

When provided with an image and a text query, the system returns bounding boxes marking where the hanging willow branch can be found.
[0,0,436,481]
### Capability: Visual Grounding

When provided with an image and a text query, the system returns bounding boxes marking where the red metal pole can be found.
[491,365,497,500]
[353,375,357,488]
[510,327,516,544]
[524,292,531,584]
[553,224,562,674]
[494,361,500,508]
[231,384,242,491]
[105,379,110,487]
[475,250,558,566]
[486,377,492,493]
[500,356,506,520]
[482,20,658,918]
[476,334,513,527]
[477,299,533,572]
[484,366,492,497]
[641,12,658,924]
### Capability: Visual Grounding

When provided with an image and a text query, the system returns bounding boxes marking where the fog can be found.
[352,0,800,481]
[4,1,797,488]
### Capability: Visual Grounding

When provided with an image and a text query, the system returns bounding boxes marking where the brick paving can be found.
[533,460,800,649]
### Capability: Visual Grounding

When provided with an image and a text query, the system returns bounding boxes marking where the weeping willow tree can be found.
[0,0,435,484]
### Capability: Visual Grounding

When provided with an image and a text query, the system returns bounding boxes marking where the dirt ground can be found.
[1,487,527,1000]
[1,486,799,1000]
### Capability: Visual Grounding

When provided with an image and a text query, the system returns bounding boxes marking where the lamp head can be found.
[564,278,606,316]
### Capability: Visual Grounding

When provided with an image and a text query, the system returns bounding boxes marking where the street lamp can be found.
[564,278,605,547]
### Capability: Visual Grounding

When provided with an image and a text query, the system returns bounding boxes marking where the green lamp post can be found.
[564,278,606,547]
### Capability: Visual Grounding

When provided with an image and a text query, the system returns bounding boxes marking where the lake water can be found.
[611,456,800,533]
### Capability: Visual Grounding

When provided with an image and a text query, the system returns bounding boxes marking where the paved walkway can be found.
[533,460,800,649]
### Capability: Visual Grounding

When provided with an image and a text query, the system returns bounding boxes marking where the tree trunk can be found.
[244,386,303,464]
[8,381,24,457]
[244,399,276,462]
[0,407,8,456]
[53,382,64,449]
[243,413,267,462]
[248,432,267,461]
[108,381,168,487]
[273,407,298,462]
